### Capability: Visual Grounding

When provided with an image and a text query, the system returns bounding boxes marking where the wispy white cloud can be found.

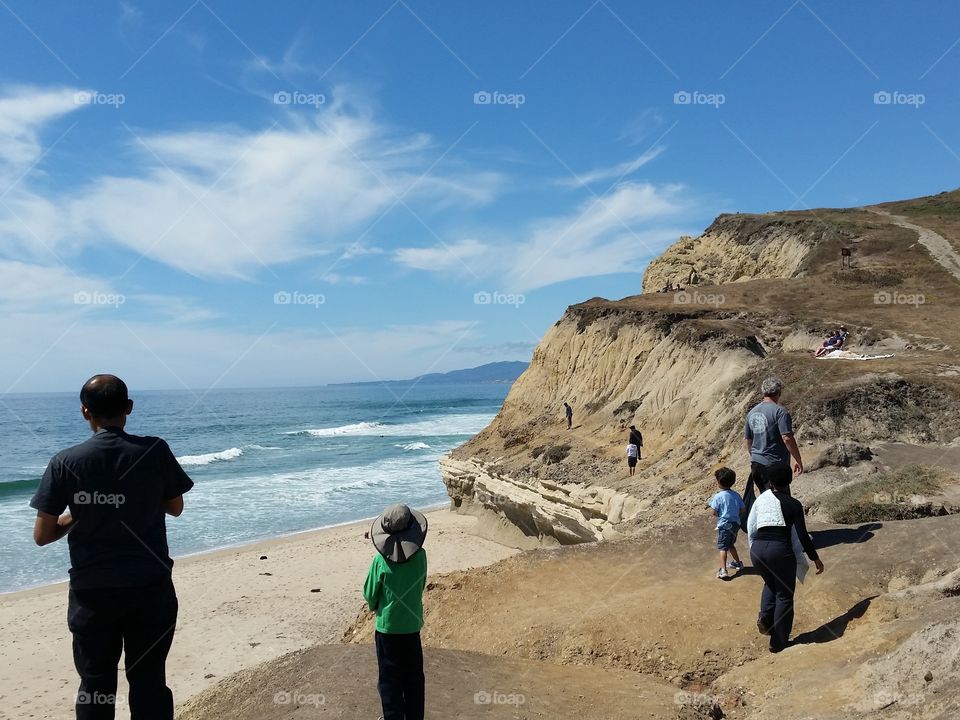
[461,341,536,358]
[394,238,491,273]
[134,293,221,323]
[0,260,114,309]
[618,109,666,146]
[555,145,665,187]
[395,182,690,292]
[247,29,324,80]
[0,85,503,279]
[319,272,367,285]
[0,86,81,177]
[117,1,144,42]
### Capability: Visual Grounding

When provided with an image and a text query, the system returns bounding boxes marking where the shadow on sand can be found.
[812,523,882,549]
[792,596,877,645]
[724,566,761,580]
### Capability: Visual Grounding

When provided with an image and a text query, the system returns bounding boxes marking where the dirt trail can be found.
[177,644,679,720]
[867,206,960,283]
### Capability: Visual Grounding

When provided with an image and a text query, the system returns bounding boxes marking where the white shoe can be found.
[717,568,729,579]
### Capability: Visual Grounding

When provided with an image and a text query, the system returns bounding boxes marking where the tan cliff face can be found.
[442,191,960,545]
[442,306,770,545]
[641,212,841,293]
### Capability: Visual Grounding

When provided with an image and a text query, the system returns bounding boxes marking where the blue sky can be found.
[0,0,958,391]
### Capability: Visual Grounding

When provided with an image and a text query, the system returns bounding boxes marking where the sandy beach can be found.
[0,508,518,720]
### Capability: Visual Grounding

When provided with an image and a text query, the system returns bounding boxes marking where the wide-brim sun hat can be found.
[370,503,428,563]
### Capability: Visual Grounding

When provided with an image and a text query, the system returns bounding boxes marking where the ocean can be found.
[0,382,507,593]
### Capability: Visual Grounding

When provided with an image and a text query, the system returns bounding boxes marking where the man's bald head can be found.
[80,374,129,419]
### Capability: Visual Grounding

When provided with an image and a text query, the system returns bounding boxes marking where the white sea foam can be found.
[291,413,491,439]
[397,441,431,451]
[226,452,441,498]
[177,447,244,466]
[286,421,384,437]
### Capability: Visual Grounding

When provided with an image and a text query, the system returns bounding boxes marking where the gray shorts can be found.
[716,522,739,550]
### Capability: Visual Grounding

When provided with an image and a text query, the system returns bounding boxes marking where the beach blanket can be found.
[818,350,894,361]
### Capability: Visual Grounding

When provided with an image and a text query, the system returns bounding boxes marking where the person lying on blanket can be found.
[815,327,848,357]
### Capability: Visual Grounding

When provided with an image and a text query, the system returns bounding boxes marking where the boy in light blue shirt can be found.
[708,467,746,579]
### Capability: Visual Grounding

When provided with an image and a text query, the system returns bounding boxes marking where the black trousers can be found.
[67,576,179,720]
[750,539,797,651]
[375,631,425,720]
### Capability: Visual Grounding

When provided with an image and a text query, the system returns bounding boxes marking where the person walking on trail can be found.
[626,442,639,476]
[364,503,428,720]
[29,374,194,720]
[708,467,746,579]
[742,377,804,526]
[628,425,643,458]
[563,402,573,429]
[747,465,824,653]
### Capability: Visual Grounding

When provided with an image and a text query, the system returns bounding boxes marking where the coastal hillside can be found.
[441,189,960,546]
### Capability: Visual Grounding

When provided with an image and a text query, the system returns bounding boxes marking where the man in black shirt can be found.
[30,374,194,720]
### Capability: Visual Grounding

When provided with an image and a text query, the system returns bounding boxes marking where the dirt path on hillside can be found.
[178,644,680,720]
[867,206,960,283]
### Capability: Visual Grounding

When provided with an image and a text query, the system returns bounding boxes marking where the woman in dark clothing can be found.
[746,465,824,653]
[628,425,643,458]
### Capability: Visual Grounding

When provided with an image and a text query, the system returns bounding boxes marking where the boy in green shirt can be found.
[363,504,428,720]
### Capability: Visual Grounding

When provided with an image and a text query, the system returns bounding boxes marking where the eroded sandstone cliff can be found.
[442,197,960,546]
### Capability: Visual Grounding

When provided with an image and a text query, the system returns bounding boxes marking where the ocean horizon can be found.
[0,382,508,593]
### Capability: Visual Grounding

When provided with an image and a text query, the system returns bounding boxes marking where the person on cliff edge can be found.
[364,503,428,720]
[742,377,803,529]
[563,402,573,429]
[30,374,193,720]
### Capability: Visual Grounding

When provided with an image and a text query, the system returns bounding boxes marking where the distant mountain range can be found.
[332,361,528,386]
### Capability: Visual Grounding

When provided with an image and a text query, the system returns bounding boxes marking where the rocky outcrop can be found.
[440,455,645,546]
[641,213,839,293]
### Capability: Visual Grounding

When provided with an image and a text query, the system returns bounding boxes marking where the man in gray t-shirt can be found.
[746,401,793,467]
[743,377,803,505]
